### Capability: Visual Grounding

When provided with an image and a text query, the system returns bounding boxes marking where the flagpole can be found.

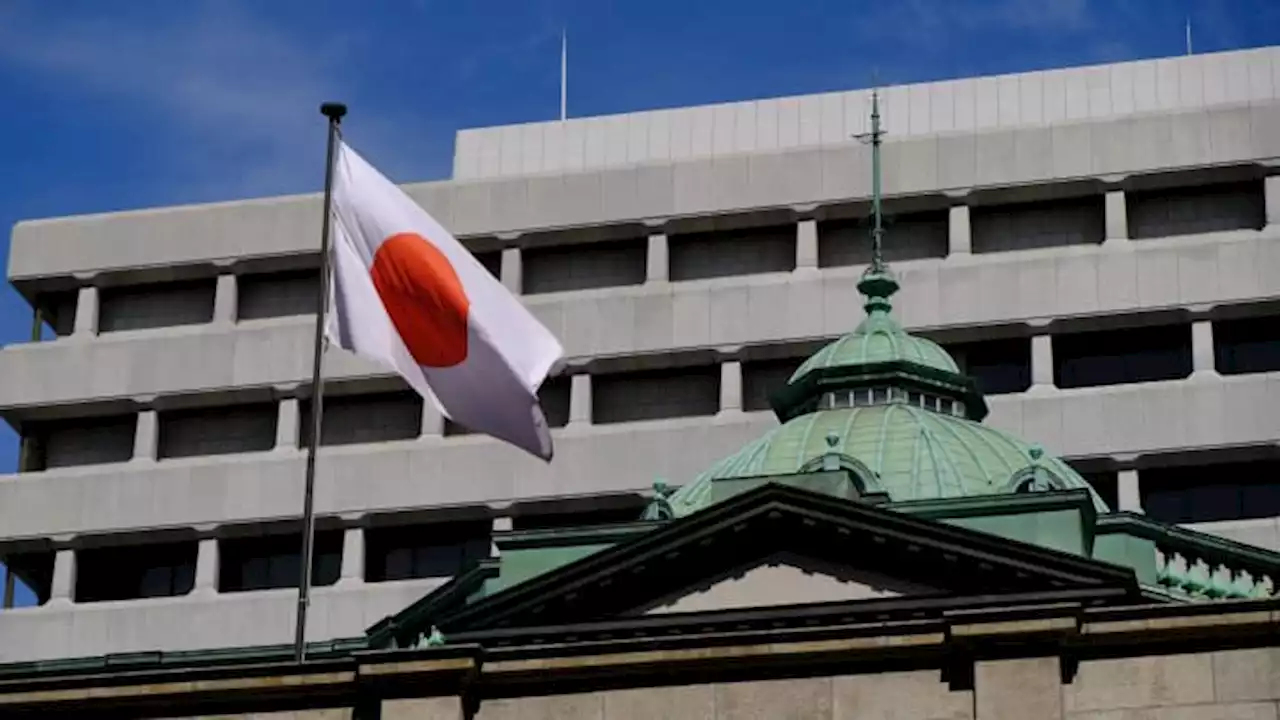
[295,100,346,664]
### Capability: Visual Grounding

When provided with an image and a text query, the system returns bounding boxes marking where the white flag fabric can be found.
[326,140,564,460]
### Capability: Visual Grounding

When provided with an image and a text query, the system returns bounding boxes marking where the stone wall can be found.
[381,649,1279,720]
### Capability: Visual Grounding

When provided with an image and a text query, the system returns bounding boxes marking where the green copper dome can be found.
[791,277,959,382]
[662,268,1108,517]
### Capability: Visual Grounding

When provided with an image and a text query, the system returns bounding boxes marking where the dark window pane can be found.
[1141,459,1280,524]
[523,239,647,294]
[818,211,948,267]
[76,542,198,603]
[945,338,1031,395]
[158,404,278,459]
[1054,324,1192,389]
[300,391,423,447]
[99,280,216,332]
[237,270,320,320]
[365,522,491,583]
[1215,316,1280,375]
[593,366,720,424]
[219,531,342,593]
[1129,180,1265,239]
[742,357,805,412]
[669,224,796,281]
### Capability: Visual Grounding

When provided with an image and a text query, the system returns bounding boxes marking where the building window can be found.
[237,270,320,320]
[1070,467,1120,511]
[742,357,806,412]
[668,224,796,281]
[444,375,571,436]
[158,403,278,459]
[818,211,948,268]
[1141,459,1280,524]
[1053,324,1192,389]
[1214,316,1280,376]
[20,414,137,471]
[946,338,1031,395]
[0,550,54,606]
[522,239,647,294]
[98,279,217,332]
[76,541,197,603]
[971,196,1104,254]
[219,531,342,593]
[592,365,720,424]
[473,250,502,279]
[300,391,423,447]
[510,498,648,531]
[365,521,491,582]
[1128,179,1265,239]
[34,291,77,337]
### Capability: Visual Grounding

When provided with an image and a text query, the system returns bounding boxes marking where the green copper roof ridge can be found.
[792,411,825,472]
[873,401,902,474]
[904,405,969,498]
[925,406,1000,489]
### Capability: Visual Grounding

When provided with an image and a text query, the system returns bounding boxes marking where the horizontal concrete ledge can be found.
[0,372,1278,541]
[0,577,444,664]
[453,47,1280,180]
[10,101,1280,283]
[2,228,1279,412]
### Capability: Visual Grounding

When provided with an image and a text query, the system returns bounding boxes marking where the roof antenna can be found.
[559,28,568,121]
[853,82,887,276]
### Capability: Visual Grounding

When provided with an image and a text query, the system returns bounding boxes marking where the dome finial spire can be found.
[854,87,898,315]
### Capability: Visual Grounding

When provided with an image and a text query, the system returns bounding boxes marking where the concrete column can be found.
[795,219,818,271]
[73,286,99,336]
[646,233,669,282]
[490,516,513,558]
[1117,469,1142,513]
[569,374,592,425]
[719,360,743,414]
[1030,334,1055,391]
[276,398,300,449]
[48,548,76,606]
[1191,320,1217,377]
[213,274,238,324]
[500,247,522,294]
[337,527,364,586]
[132,409,159,461]
[193,537,219,596]
[1265,175,1279,227]
[948,205,972,256]
[421,398,444,437]
[1104,189,1129,244]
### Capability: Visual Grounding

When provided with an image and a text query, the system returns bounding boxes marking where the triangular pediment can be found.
[637,551,939,615]
[369,483,1140,649]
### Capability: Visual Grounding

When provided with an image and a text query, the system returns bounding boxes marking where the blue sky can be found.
[0,0,1277,603]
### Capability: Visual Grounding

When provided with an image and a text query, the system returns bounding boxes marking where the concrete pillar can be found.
[276,398,300,449]
[646,233,669,282]
[421,398,444,437]
[1104,189,1129,244]
[132,409,159,461]
[1030,334,1055,390]
[1265,175,1279,227]
[49,548,76,606]
[73,286,99,336]
[569,374,592,425]
[500,247,522,294]
[213,274,238,324]
[337,527,364,586]
[795,219,819,271]
[490,516,513,557]
[719,360,743,413]
[1117,469,1142,513]
[1191,320,1217,377]
[948,205,972,256]
[194,537,219,596]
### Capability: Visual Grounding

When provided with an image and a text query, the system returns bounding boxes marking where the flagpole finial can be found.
[320,102,348,122]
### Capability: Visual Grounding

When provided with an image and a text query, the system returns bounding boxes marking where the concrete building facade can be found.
[2,45,1280,664]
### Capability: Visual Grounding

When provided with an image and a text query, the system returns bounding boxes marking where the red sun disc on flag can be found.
[370,232,470,368]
